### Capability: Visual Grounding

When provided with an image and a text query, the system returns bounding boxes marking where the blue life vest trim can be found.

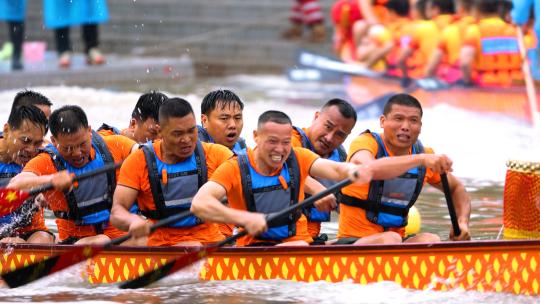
[481,37,519,55]
[140,141,206,227]
[238,151,301,241]
[293,126,346,222]
[97,123,121,135]
[46,130,115,226]
[340,130,426,228]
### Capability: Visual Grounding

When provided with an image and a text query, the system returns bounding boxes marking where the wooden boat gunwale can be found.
[2,238,539,254]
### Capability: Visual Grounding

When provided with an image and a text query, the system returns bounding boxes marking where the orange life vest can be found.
[471,18,523,86]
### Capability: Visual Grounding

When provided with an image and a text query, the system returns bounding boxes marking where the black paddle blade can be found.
[120,248,213,289]
[1,246,101,288]
[2,255,59,288]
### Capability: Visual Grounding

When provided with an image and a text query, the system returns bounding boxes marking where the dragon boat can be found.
[295,48,540,125]
[1,240,539,295]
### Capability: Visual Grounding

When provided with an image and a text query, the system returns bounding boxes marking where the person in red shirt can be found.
[282,0,326,42]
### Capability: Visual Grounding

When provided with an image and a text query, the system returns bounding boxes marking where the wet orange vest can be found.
[386,20,438,78]
[436,16,477,82]
[471,19,523,87]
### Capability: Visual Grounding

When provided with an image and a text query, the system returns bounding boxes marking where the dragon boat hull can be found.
[1,240,539,295]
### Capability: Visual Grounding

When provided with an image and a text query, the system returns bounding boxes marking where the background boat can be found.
[295,50,540,125]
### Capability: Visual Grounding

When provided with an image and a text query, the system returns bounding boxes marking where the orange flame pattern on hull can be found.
[200,248,540,295]
[1,242,539,295]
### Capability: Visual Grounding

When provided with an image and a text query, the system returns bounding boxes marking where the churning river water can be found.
[0,74,538,303]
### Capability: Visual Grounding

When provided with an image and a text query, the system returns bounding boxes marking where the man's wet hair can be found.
[49,105,88,137]
[12,90,53,109]
[430,0,455,14]
[385,0,410,17]
[258,110,292,130]
[383,94,423,117]
[201,89,244,116]
[475,0,501,14]
[132,91,168,122]
[415,0,429,19]
[8,105,49,134]
[159,97,194,124]
[457,0,474,12]
[497,0,513,19]
[322,98,357,122]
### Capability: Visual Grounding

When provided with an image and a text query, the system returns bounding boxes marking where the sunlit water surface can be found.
[0,75,538,303]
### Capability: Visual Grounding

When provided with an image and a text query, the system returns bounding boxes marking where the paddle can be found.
[286,67,347,82]
[296,50,383,78]
[1,207,196,288]
[440,173,461,237]
[120,177,354,289]
[0,162,122,217]
[516,27,540,127]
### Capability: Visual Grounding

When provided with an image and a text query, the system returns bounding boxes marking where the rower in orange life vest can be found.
[335,94,471,245]
[111,98,233,246]
[424,0,476,83]
[11,90,53,120]
[190,110,454,246]
[398,0,457,81]
[197,89,247,237]
[98,91,167,143]
[351,0,390,48]
[8,105,138,245]
[0,103,52,244]
[354,0,411,71]
[291,99,356,243]
[460,0,524,87]
[197,89,247,155]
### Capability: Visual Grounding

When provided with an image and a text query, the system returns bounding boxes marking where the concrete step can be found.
[25,0,335,22]
[0,0,338,76]
[0,53,195,90]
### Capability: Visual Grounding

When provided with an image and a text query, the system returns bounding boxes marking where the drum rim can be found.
[506,160,540,174]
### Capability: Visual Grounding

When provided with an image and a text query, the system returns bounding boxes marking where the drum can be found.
[503,160,540,239]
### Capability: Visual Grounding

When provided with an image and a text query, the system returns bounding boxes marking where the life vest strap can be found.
[340,194,409,217]
[46,131,115,224]
[141,141,207,220]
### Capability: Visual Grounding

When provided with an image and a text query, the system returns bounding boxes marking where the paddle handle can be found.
[516,27,540,127]
[27,162,122,197]
[267,178,352,224]
[109,209,194,246]
[441,173,461,237]
[216,178,354,247]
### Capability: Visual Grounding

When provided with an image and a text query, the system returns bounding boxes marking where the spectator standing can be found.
[0,0,26,70]
[43,0,108,68]
[282,0,327,42]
